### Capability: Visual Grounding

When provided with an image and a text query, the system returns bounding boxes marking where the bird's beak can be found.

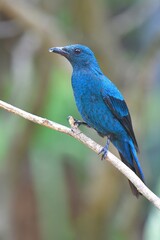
[49,47,69,57]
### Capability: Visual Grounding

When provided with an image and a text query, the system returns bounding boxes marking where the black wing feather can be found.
[103,95,139,152]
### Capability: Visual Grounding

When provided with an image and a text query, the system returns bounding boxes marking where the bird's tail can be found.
[118,141,145,197]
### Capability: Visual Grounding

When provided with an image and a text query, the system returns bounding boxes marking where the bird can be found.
[49,44,144,197]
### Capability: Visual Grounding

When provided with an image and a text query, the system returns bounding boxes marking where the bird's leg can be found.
[72,117,90,128]
[67,116,90,135]
[98,136,111,160]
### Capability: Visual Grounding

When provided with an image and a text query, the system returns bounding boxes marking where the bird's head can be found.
[49,44,98,68]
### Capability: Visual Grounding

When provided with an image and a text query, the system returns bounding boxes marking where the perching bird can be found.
[49,44,144,197]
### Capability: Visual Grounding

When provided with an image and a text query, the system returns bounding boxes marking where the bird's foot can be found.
[73,118,90,128]
[98,147,108,160]
[68,116,89,128]
[98,136,110,160]
[73,118,85,127]
[67,116,82,134]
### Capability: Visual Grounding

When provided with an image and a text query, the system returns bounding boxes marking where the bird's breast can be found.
[71,73,101,108]
[71,72,125,137]
[71,74,108,130]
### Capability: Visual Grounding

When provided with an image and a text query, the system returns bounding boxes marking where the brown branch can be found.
[0,100,160,210]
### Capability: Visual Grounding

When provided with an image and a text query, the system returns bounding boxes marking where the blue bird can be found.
[49,44,144,197]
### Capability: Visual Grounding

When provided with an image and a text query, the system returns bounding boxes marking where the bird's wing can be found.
[101,90,139,152]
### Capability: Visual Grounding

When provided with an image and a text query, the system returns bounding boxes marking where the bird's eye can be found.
[74,48,81,54]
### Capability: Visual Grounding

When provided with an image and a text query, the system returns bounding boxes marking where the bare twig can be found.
[0,99,160,209]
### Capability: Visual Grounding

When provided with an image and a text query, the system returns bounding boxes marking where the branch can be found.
[0,100,160,210]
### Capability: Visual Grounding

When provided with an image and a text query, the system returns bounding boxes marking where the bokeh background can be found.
[0,0,160,239]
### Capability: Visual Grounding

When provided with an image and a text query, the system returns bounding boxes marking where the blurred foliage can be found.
[0,0,160,239]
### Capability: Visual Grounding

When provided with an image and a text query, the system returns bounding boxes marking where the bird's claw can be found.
[98,136,110,160]
[98,147,108,160]
[98,137,110,160]
[67,116,82,134]
[72,118,83,128]
[67,116,77,129]
[73,118,90,128]
[67,116,89,128]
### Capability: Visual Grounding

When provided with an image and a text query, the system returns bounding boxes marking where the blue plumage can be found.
[49,44,144,197]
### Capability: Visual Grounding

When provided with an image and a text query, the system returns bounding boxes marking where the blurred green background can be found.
[0,0,160,239]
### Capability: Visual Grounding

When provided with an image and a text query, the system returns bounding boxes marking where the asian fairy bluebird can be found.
[49,44,144,197]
